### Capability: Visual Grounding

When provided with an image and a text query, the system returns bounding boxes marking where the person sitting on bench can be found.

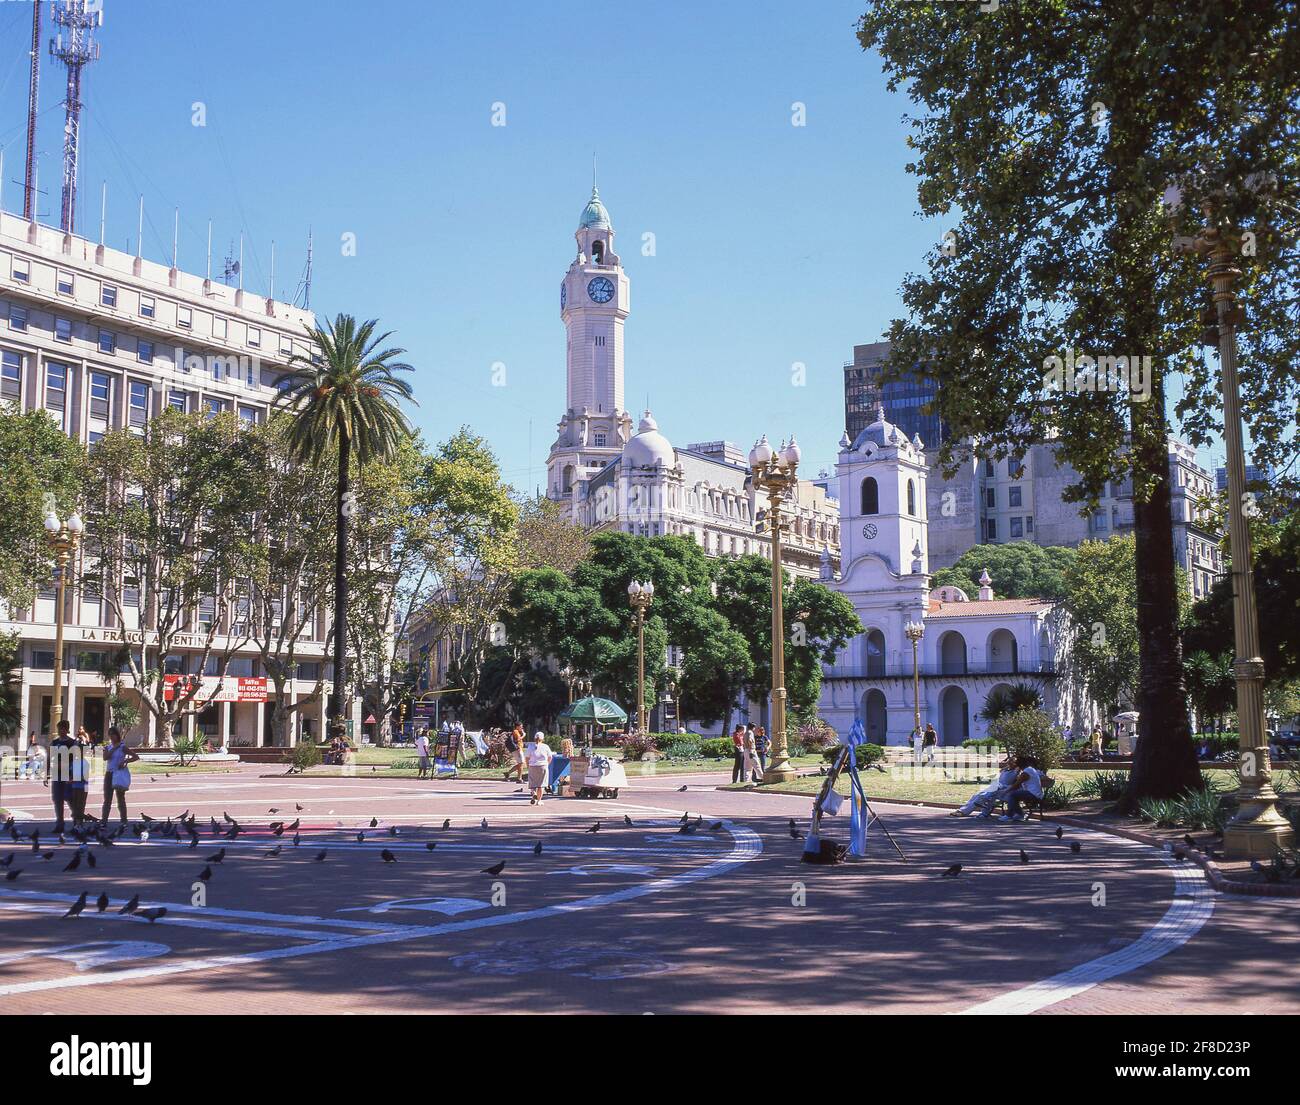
[951,752,1018,818]
[999,755,1044,822]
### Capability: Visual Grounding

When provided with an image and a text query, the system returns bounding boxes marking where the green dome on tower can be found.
[578,186,612,231]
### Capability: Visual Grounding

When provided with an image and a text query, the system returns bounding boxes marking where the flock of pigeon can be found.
[0,804,733,923]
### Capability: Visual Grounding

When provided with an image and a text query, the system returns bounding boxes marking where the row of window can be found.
[8,257,296,354]
[26,647,326,682]
[985,515,1034,540]
[860,476,919,518]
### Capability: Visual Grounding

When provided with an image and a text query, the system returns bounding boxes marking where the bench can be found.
[991,775,1054,821]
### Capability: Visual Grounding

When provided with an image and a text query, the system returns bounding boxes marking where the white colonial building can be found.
[546,186,839,577]
[818,408,1084,746]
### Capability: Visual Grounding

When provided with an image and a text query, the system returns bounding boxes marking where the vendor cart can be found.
[569,753,628,799]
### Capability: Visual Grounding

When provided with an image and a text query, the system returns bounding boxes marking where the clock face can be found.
[862,523,878,540]
[560,282,567,309]
[587,276,615,304]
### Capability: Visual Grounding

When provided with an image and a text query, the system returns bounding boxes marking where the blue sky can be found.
[0,0,1227,486]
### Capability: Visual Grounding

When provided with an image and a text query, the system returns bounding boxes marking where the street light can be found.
[904,620,925,747]
[1177,220,1294,858]
[749,433,802,783]
[627,579,654,734]
[43,507,84,736]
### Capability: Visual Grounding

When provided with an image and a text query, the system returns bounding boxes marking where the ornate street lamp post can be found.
[905,619,925,746]
[627,580,654,734]
[749,434,802,783]
[43,507,84,735]
[1177,222,1293,858]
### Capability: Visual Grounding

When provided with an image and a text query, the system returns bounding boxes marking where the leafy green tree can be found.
[1182,650,1235,732]
[981,683,1045,723]
[855,3,1300,802]
[0,630,21,739]
[1060,537,1142,723]
[83,410,262,745]
[931,542,1076,601]
[274,314,415,740]
[0,407,86,608]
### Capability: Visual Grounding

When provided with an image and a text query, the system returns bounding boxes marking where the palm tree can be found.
[980,682,1043,723]
[274,315,415,741]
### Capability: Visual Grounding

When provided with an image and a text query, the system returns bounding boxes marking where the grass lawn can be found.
[306,746,822,780]
[730,764,997,806]
[130,761,240,776]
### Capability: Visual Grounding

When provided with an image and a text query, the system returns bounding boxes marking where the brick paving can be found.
[1,765,1295,1014]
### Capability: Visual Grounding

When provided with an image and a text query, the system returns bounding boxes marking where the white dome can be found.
[623,410,675,468]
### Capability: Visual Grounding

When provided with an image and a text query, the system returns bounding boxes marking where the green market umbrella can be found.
[558,696,627,727]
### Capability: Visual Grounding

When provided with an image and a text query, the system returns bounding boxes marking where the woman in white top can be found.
[527,732,553,805]
[100,726,140,826]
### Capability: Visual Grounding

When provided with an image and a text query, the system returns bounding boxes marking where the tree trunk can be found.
[330,434,351,740]
[1122,379,1202,808]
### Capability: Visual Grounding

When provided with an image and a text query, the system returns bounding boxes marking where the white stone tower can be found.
[546,185,633,511]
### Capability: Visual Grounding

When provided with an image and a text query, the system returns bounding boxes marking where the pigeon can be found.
[206,848,225,864]
[0,854,13,868]
[424,841,437,851]
[586,822,600,834]
[292,833,301,847]
[677,785,688,792]
[388,826,399,837]
[85,851,96,869]
[481,861,506,876]
[680,812,689,824]
[1055,826,1064,839]
[709,822,723,832]
[942,864,963,877]
[119,894,139,915]
[187,836,199,850]
[265,845,283,857]
[1019,850,1029,864]
[369,817,379,828]
[223,811,234,824]
[442,819,451,830]
[624,815,634,826]
[789,826,804,840]
[380,849,397,864]
[268,808,280,814]
[533,841,543,855]
[355,832,365,843]
[1183,833,1196,849]
[198,866,213,882]
[286,819,300,832]
[296,804,304,812]
[64,892,88,918]
[789,818,797,831]
[63,853,81,872]
[313,850,328,862]
[272,824,286,837]
[209,818,221,835]
[137,907,167,923]
[4,869,20,881]
[678,822,697,835]
[480,818,489,829]
[1069,841,1082,854]
[95,892,109,913]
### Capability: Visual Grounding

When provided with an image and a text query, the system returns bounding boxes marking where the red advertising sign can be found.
[163,675,268,704]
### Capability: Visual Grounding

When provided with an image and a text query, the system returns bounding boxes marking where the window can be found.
[247,326,261,348]
[213,316,228,340]
[906,479,916,516]
[860,477,879,515]
[986,487,996,508]
[1010,454,1025,479]
[54,317,73,343]
[1,350,21,401]
[279,334,293,355]
[101,284,118,309]
[1008,485,1022,508]
[169,391,188,412]
[984,457,995,477]
[98,329,116,354]
[9,304,27,332]
[593,432,607,447]
[45,362,67,424]
[57,271,74,296]
[137,339,154,364]
[139,295,155,319]
[238,405,260,425]
[1010,516,1023,538]
[129,380,149,428]
[89,372,110,418]
[204,397,223,419]
[177,305,192,329]
[594,335,605,347]
[11,258,31,283]
[1026,516,1034,533]
[986,517,997,540]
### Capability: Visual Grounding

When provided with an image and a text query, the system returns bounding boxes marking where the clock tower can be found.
[546,185,632,512]
[837,406,930,578]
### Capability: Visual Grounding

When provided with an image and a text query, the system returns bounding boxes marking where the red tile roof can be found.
[927,597,1055,618]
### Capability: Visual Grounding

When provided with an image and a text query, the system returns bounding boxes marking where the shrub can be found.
[1178,787,1229,831]
[1194,732,1238,757]
[290,742,322,773]
[659,734,703,759]
[1072,770,1130,801]
[1138,797,1182,827]
[1039,781,1074,809]
[621,732,658,762]
[700,737,732,759]
[986,708,1066,771]
[797,720,839,753]
[962,738,1000,754]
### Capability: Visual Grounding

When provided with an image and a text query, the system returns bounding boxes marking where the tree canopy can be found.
[931,541,1076,601]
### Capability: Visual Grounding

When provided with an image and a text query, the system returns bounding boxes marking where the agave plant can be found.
[980,682,1044,722]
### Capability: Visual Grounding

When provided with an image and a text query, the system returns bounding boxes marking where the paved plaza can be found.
[1,766,1295,1015]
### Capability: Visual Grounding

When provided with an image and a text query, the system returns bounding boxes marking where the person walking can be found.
[754,725,770,776]
[730,725,747,783]
[100,726,139,826]
[414,729,431,779]
[743,727,765,782]
[503,724,527,783]
[527,732,553,805]
[922,723,938,766]
[48,721,76,833]
[68,728,91,828]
